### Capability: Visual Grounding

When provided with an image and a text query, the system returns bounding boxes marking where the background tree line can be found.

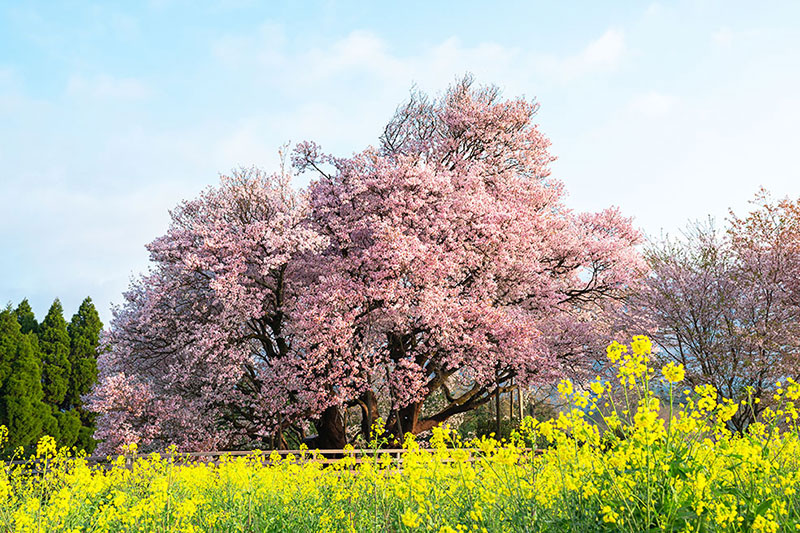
[0,297,102,454]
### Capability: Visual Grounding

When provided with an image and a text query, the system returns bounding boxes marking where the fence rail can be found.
[5,446,542,471]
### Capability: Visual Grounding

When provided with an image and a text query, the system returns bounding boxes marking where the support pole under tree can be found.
[495,368,501,436]
[509,377,515,424]
[344,404,349,445]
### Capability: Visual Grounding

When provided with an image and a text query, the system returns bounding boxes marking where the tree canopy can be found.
[0,309,51,452]
[91,78,643,454]
[625,191,800,430]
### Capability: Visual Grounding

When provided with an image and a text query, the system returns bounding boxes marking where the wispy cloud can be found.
[210,26,626,91]
[531,29,626,82]
[629,91,676,118]
[712,27,734,47]
[66,74,151,100]
[568,29,626,74]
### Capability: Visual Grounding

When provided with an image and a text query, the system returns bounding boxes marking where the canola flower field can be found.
[1,337,800,533]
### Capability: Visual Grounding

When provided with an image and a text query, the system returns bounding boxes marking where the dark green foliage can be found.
[75,413,97,453]
[65,297,103,453]
[64,297,102,410]
[13,299,38,335]
[457,392,559,442]
[0,298,103,453]
[458,408,518,441]
[36,299,80,449]
[0,310,52,452]
[54,409,81,448]
[38,299,71,407]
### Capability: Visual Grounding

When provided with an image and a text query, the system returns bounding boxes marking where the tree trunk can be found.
[357,389,380,441]
[271,426,288,450]
[386,401,426,442]
[383,381,512,441]
[310,405,347,450]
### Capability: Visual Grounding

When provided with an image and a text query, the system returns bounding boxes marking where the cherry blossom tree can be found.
[293,76,643,443]
[626,191,800,431]
[90,164,327,453]
[92,77,643,453]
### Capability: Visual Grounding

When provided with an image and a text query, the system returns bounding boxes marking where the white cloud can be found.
[214,119,278,169]
[66,74,151,100]
[0,67,16,87]
[198,25,633,208]
[211,26,625,93]
[212,20,286,67]
[0,179,187,321]
[0,68,23,113]
[580,29,626,69]
[0,67,42,114]
[150,0,256,9]
[297,30,404,81]
[644,2,664,18]
[629,91,676,117]
[540,29,626,81]
[712,27,734,47]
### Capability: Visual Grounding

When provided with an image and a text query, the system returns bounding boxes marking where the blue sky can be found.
[2,1,799,324]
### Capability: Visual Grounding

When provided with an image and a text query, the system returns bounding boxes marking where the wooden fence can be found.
[5,447,542,472]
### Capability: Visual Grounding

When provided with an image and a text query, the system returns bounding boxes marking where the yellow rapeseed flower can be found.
[661,361,685,383]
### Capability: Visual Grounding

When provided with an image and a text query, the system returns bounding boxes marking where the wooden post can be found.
[509,377,515,424]
[344,404,349,445]
[495,369,501,435]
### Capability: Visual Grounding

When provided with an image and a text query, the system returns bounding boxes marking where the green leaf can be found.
[754,498,773,516]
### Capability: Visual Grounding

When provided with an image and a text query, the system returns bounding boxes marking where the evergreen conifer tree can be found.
[39,299,71,406]
[0,310,51,452]
[13,299,39,335]
[65,297,103,452]
[38,299,76,447]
